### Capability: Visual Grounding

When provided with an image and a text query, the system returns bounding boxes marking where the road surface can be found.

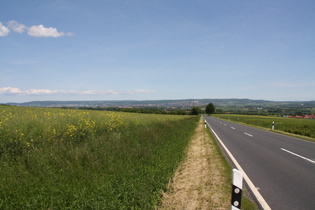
[204,116,315,210]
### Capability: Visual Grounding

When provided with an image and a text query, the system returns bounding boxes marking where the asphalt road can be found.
[203,116,315,210]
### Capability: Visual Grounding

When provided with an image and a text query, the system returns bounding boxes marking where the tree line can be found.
[77,103,216,115]
[190,103,215,115]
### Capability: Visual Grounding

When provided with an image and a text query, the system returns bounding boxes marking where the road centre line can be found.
[281,148,315,165]
[244,132,253,137]
[231,127,235,130]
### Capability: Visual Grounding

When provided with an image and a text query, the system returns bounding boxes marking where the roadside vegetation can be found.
[213,114,315,140]
[0,105,197,209]
[79,106,191,115]
[159,118,257,209]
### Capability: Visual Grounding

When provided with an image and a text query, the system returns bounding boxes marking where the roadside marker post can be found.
[272,121,275,130]
[204,120,207,128]
[231,169,243,210]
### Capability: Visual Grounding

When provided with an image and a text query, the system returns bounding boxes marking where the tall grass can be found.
[0,106,198,209]
[213,114,315,139]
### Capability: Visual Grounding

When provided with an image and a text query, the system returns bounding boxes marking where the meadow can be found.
[213,114,315,139]
[0,105,198,209]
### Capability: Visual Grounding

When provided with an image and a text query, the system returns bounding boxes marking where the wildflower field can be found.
[213,114,315,139]
[0,105,198,209]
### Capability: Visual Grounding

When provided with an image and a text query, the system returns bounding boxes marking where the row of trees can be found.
[190,103,216,115]
[78,103,216,116]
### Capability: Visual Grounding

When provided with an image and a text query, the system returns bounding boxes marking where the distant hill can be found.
[4,98,315,109]
[3,99,315,116]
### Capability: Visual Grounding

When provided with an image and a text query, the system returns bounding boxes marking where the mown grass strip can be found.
[159,118,231,209]
[159,118,257,209]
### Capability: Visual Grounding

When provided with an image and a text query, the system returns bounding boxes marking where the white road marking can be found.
[224,124,227,126]
[281,148,315,164]
[231,127,235,130]
[244,132,253,137]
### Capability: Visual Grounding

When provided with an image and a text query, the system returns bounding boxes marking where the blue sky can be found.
[1,0,315,103]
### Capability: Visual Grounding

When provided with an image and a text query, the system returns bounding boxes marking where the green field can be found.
[0,106,198,209]
[213,114,315,139]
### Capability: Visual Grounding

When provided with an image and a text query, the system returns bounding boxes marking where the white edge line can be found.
[244,132,253,137]
[281,148,315,164]
[206,120,271,210]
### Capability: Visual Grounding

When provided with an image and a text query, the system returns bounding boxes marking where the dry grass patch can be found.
[159,118,230,209]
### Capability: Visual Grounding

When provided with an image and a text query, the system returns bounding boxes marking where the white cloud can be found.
[0,22,10,36]
[7,20,27,33]
[28,24,71,38]
[0,20,73,38]
[0,87,20,94]
[79,90,155,95]
[0,87,57,95]
[65,32,74,36]
[0,87,155,96]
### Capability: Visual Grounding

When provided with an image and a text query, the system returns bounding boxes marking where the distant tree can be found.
[205,103,215,115]
[190,106,202,115]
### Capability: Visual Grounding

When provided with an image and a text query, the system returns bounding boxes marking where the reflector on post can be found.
[231,168,243,210]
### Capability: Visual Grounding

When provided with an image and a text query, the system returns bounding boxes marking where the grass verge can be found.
[213,114,315,142]
[159,118,257,209]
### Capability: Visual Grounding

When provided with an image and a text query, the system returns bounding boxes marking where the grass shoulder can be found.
[212,114,315,143]
[159,118,257,209]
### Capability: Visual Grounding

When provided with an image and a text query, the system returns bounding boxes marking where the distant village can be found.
[285,114,315,119]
